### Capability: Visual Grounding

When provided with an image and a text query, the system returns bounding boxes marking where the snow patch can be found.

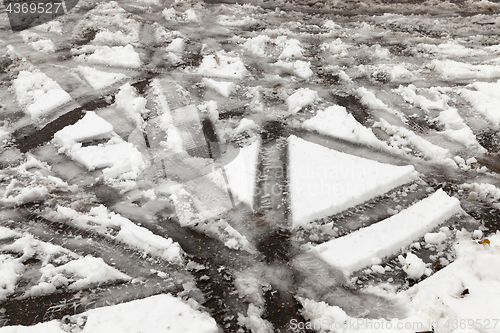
[13,70,72,119]
[302,105,388,150]
[286,88,320,113]
[288,136,418,228]
[314,189,461,275]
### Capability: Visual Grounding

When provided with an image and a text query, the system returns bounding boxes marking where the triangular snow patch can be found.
[77,66,128,90]
[288,136,418,228]
[224,140,260,208]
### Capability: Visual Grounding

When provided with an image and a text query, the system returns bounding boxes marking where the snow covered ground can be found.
[1,0,500,332]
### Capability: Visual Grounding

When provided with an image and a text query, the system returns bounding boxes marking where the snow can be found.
[288,136,418,228]
[0,226,20,240]
[461,182,500,202]
[71,141,146,180]
[275,60,313,79]
[389,64,413,82]
[238,304,274,333]
[459,80,500,125]
[400,253,427,280]
[198,52,248,79]
[53,111,114,151]
[321,38,349,57]
[218,15,258,27]
[424,231,447,244]
[243,35,271,57]
[0,254,24,301]
[35,256,131,292]
[4,1,500,331]
[418,42,487,58]
[202,78,235,97]
[115,83,148,127]
[52,111,146,180]
[77,66,128,90]
[302,105,388,150]
[234,118,259,135]
[431,59,500,80]
[76,45,141,68]
[184,9,199,23]
[0,185,48,206]
[20,31,55,53]
[374,118,452,163]
[0,232,129,300]
[223,141,260,207]
[278,38,304,59]
[356,87,406,120]
[287,88,320,113]
[75,294,218,333]
[164,124,185,153]
[34,20,62,34]
[0,294,219,333]
[405,231,500,332]
[13,70,72,119]
[0,320,66,333]
[436,108,483,149]
[314,189,461,275]
[166,38,185,53]
[394,84,448,112]
[50,205,184,264]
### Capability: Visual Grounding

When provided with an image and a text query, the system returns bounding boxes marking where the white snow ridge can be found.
[315,189,461,275]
